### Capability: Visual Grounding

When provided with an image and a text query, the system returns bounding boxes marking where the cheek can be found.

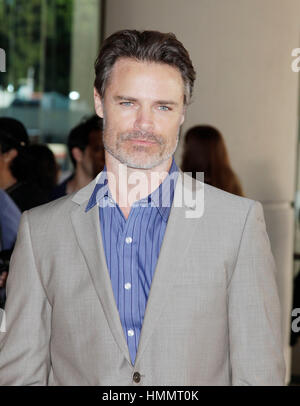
[105,106,136,129]
[94,150,104,161]
[83,149,93,164]
[158,116,181,136]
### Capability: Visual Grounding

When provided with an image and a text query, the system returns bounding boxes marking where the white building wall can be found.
[104,0,300,384]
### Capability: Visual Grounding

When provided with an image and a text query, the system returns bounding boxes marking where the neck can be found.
[105,152,173,212]
[66,166,93,194]
[1,168,17,190]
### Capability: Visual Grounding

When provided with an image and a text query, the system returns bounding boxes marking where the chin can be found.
[123,156,166,170]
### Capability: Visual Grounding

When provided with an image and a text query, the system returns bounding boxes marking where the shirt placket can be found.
[117,206,141,364]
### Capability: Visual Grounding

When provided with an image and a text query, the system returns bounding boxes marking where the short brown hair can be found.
[94,30,196,105]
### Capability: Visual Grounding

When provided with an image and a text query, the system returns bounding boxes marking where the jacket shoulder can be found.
[203,182,255,211]
[183,173,255,214]
[23,193,79,233]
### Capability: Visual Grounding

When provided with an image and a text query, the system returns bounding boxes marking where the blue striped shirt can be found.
[85,157,179,364]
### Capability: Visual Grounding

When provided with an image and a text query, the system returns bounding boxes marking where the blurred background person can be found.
[51,115,104,200]
[0,188,21,307]
[0,188,21,252]
[181,125,244,197]
[0,137,58,306]
[26,144,59,203]
[0,118,53,211]
[0,119,29,206]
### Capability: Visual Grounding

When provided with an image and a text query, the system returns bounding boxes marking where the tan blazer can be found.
[0,171,286,385]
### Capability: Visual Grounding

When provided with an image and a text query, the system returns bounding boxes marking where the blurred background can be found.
[0,0,299,385]
[0,0,102,174]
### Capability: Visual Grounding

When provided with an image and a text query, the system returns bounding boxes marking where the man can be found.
[0,189,21,253]
[0,188,21,306]
[0,120,50,212]
[51,115,105,199]
[0,30,285,385]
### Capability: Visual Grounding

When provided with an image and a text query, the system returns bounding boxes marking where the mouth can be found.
[128,139,158,145]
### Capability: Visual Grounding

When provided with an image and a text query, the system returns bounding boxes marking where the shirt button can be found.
[133,372,141,383]
[124,282,131,290]
[125,237,132,244]
[128,329,134,337]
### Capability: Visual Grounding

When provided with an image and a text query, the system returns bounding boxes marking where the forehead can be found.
[106,57,185,101]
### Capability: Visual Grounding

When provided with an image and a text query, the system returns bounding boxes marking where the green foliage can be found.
[0,0,73,95]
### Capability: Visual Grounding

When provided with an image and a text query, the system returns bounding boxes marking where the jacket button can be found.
[133,372,141,383]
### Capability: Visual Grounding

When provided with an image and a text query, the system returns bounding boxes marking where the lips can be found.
[129,139,157,145]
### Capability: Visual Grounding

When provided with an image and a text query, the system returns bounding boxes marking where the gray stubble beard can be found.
[102,114,180,169]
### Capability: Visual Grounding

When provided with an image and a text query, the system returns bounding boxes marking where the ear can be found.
[71,147,84,164]
[94,87,104,118]
[180,106,186,126]
[4,148,18,163]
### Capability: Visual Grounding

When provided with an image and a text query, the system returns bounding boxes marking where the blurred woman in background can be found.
[181,125,244,197]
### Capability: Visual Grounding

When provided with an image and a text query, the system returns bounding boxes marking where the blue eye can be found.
[158,106,170,111]
[120,101,133,107]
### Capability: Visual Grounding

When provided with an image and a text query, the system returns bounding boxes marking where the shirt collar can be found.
[85,157,179,222]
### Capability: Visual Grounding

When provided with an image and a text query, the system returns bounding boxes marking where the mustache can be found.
[120,131,164,144]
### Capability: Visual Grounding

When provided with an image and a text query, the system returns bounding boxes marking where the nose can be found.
[134,106,154,133]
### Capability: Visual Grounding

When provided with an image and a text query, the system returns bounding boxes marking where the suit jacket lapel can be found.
[70,179,131,365]
[134,172,204,365]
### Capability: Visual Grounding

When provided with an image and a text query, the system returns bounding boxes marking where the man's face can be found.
[94,58,185,169]
[88,129,105,176]
[81,130,105,178]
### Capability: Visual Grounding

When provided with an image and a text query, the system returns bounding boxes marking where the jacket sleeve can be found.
[0,211,52,385]
[228,200,286,385]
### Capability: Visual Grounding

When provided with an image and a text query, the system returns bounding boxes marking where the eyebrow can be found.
[114,96,137,102]
[114,95,179,106]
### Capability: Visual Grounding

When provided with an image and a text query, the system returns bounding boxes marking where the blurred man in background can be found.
[0,119,52,212]
[0,189,21,307]
[0,188,21,252]
[51,115,104,200]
